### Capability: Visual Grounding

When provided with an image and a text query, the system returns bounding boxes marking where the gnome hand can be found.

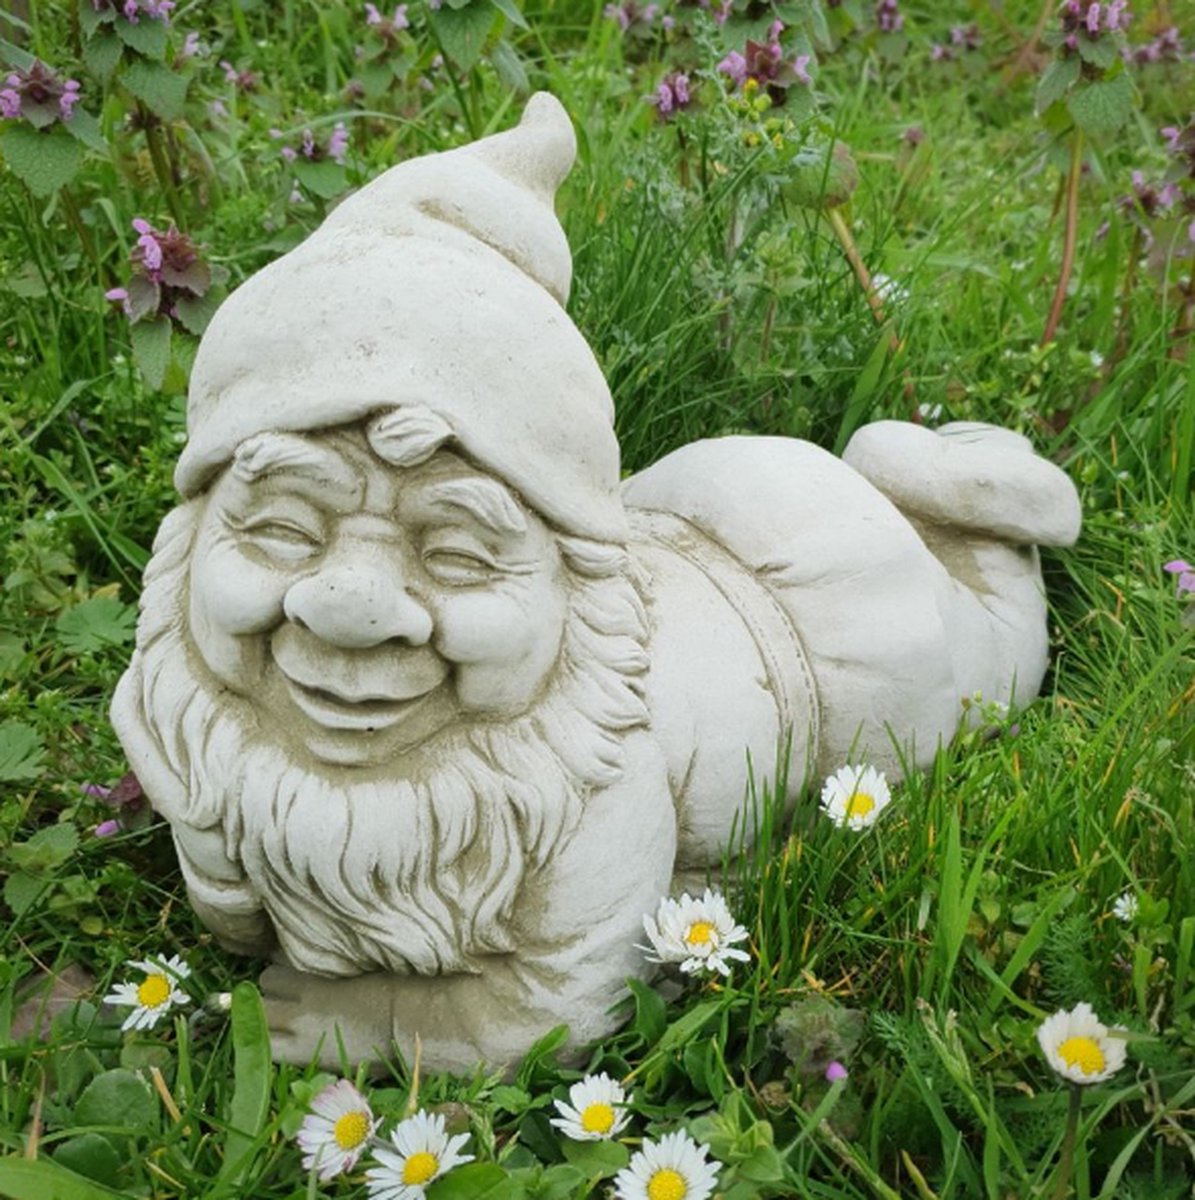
[260,964,396,1070]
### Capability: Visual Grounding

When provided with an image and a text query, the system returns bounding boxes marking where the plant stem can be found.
[827,206,887,327]
[1051,1084,1083,1200]
[140,106,186,228]
[1041,130,1084,347]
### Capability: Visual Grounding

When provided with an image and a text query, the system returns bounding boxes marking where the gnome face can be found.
[186,420,569,767]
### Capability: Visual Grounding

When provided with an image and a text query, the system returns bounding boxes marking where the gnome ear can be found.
[462,92,577,205]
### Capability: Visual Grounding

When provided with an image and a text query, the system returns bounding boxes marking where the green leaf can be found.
[53,1135,123,1187]
[10,824,79,871]
[64,108,108,153]
[83,32,124,80]
[56,596,137,654]
[560,1138,629,1178]
[120,59,189,120]
[0,631,25,678]
[0,125,84,196]
[426,1163,516,1199]
[0,1156,126,1200]
[490,39,529,93]
[130,315,172,390]
[116,15,168,58]
[783,139,858,210]
[489,0,528,30]
[1077,34,1118,69]
[430,1,496,72]
[656,999,726,1053]
[75,1069,158,1133]
[1067,71,1134,137]
[292,157,348,199]
[219,981,273,1184]
[0,721,46,782]
[1035,55,1079,115]
[79,4,111,39]
[173,289,221,336]
[626,976,666,1043]
[4,872,47,916]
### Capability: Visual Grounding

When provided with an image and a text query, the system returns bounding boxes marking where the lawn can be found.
[1,1,1193,1197]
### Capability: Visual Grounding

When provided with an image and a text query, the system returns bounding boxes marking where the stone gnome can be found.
[112,93,1081,1073]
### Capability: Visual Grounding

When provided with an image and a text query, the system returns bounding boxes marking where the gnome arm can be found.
[172,824,277,958]
[262,732,677,1073]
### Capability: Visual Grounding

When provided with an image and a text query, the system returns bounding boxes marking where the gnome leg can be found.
[843,420,1082,707]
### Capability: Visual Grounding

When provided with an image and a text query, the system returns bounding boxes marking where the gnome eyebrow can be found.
[231,433,361,501]
[418,478,527,537]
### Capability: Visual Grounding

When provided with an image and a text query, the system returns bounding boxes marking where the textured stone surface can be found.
[112,92,1081,1074]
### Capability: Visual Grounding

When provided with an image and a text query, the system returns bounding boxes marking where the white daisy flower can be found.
[641,889,751,978]
[819,764,892,830]
[102,953,191,1031]
[549,1072,632,1141]
[1111,891,1138,923]
[366,1109,473,1199]
[1036,1002,1128,1085]
[296,1079,379,1181]
[613,1130,720,1200]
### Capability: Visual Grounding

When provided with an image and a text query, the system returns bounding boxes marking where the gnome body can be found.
[112,94,1080,1073]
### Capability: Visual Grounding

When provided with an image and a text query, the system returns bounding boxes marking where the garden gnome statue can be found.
[112,93,1081,1074]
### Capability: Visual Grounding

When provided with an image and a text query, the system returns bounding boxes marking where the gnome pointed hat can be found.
[176,93,627,543]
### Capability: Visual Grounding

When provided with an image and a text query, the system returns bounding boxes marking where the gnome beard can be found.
[115,499,651,979]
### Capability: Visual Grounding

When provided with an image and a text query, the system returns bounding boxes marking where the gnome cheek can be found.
[434,594,565,714]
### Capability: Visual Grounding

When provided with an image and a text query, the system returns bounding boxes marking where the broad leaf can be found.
[426,1163,517,1199]
[53,1135,123,1188]
[121,60,189,120]
[9,823,79,871]
[430,1,496,73]
[130,315,172,391]
[0,721,46,781]
[4,872,47,917]
[56,596,137,654]
[83,32,123,80]
[116,15,168,58]
[219,981,274,1183]
[1035,55,1079,115]
[75,1070,158,1133]
[0,125,83,196]
[292,157,348,199]
[1067,71,1134,137]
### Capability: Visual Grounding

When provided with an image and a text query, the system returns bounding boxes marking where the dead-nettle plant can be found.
[1034,0,1136,347]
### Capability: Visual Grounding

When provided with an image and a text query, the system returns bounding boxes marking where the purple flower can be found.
[792,54,813,86]
[649,71,692,118]
[718,50,748,87]
[0,61,83,128]
[219,60,259,92]
[181,31,203,58]
[1105,0,1129,30]
[1163,560,1195,596]
[83,772,145,837]
[107,221,210,326]
[876,0,903,34]
[931,43,951,61]
[133,217,163,271]
[1086,3,1101,34]
[825,1061,849,1083]
[364,2,409,42]
[327,121,349,165]
[604,1,658,34]
[209,98,228,118]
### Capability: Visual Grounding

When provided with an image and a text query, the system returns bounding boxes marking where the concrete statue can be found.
[112,93,1081,1073]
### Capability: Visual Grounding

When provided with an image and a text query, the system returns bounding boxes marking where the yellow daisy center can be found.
[844,791,875,820]
[685,921,715,946]
[580,1102,615,1134]
[332,1110,370,1151]
[1057,1036,1106,1076]
[136,974,171,1008]
[401,1151,440,1185]
[647,1168,688,1200]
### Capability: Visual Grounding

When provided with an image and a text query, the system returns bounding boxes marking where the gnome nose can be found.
[283,561,433,650]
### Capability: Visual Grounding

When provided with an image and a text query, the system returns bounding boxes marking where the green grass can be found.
[1,0,1193,1197]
